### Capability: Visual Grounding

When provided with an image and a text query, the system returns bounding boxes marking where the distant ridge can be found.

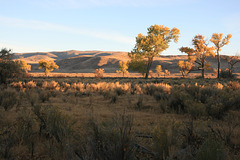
[13,50,240,73]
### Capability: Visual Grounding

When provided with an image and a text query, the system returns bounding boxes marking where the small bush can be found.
[169,91,190,113]
[89,113,135,160]
[10,81,23,90]
[94,68,104,79]
[220,69,234,78]
[135,95,143,110]
[39,90,51,102]
[186,101,206,119]
[199,87,218,103]
[228,81,240,90]
[0,88,18,111]
[110,92,118,104]
[153,126,170,159]
[26,89,39,106]
[25,80,37,89]
[196,139,226,160]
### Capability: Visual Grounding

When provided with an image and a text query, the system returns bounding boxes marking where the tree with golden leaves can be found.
[15,60,31,73]
[38,59,59,76]
[116,61,129,77]
[155,65,163,77]
[177,61,194,78]
[179,35,216,78]
[129,24,180,79]
[164,69,170,78]
[210,33,232,78]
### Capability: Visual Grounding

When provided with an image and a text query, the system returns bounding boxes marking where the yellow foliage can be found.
[129,24,180,78]
[177,60,194,77]
[15,60,31,72]
[179,34,216,78]
[116,61,129,77]
[38,59,59,75]
[155,65,163,77]
[94,68,104,79]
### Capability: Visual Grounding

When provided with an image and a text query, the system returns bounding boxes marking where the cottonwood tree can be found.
[155,65,163,77]
[128,24,180,79]
[38,59,59,76]
[210,33,232,78]
[0,48,12,59]
[180,35,216,78]
[177,61,194,78]
[0,48,26,84]
[116,61,129,77]
[15,60,31,73]
[128,55,147,77]
[164,70,170,78]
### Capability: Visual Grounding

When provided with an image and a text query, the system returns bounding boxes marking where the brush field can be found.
[1,77,240,159]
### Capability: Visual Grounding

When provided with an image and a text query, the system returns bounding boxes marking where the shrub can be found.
[133,84,143,94]
[10,81,23,90]
[213,82,224,90]
[153,126,170,159]
[89,113,135,160]
[42,81,59,90]
[220,69,234,78]
[94,68,104,79]
[196,139,226,160]
[153,91,169,102]
[110,92,118,103]
[169,91,190,113]
[228,81,240,90]
[186,101,206,119]
[185,84,200,101]
[39,90,51,102]
[32,105,75,159]
[143,83,171,95]
[25,80,37,89]
[26,89,39,106]
[135,95,143,110]
[199,87,218,103]
[0,88,18,111]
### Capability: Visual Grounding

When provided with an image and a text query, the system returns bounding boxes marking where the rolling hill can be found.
[13,50,240,74]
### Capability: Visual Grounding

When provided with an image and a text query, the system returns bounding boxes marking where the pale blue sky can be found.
[0,0,239,55]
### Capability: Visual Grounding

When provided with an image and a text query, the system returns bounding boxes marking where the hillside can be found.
[13,50,240,74]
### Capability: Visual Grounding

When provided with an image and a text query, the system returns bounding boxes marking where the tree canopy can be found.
[15,60,31,73]
[116,61,129,77]
[210,33,232,78]
[180,35,216,78]
[177,61,194,78]
[39,59,59,75]
[0,48,26,84]
[128,24,180,79]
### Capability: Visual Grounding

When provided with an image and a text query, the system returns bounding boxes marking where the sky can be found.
[0,0,240,55]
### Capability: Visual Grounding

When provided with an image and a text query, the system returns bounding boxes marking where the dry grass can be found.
[27,72,240,79]
[1,78,240,159]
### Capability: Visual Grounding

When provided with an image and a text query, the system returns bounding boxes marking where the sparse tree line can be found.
[112,25,238,79]
[0,49,59,84]
[0,24,239,83]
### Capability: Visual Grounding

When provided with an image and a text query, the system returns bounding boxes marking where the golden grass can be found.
[28,72,240,78]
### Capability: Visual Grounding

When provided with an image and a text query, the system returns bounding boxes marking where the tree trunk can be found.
[202,62,205,78]
[217,49,220,78]
[145,58,153,79]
